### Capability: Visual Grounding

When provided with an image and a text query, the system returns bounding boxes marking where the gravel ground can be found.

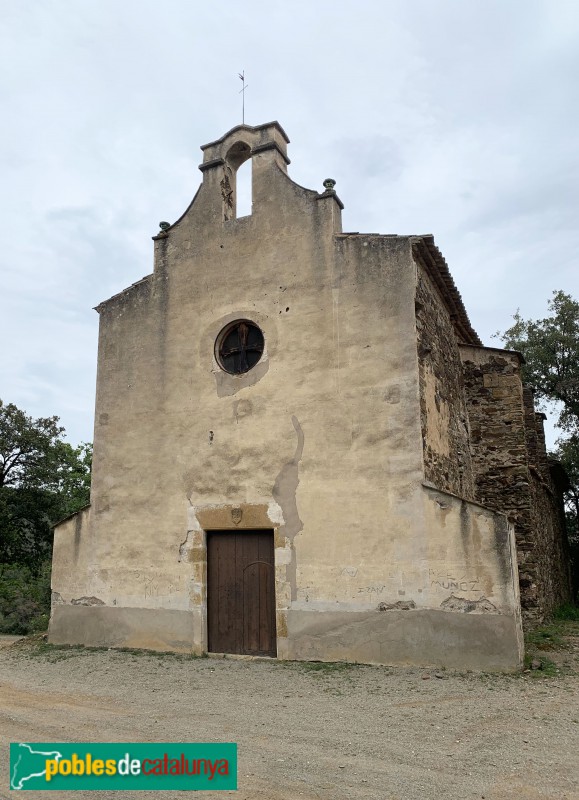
[0,634,578,800]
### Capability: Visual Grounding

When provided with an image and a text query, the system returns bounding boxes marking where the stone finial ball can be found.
[323,179,336,190]
[159,221,170,231]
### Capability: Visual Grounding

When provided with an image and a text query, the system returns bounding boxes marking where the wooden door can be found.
[207,530,276,657]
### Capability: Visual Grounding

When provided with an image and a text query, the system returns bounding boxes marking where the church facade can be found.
[49,122,571,670]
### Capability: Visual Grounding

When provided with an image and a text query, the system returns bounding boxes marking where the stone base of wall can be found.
[49,606,195,653]
[49,604,523,672]
[285,608,523,672]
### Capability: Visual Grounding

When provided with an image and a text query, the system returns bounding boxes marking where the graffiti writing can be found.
[431,580,480,592]
[341,567,358,577]
[428,570,480,593]
[137,573,181,598]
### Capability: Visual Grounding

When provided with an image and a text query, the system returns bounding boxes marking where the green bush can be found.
[553,603,579,621]
[0,560,51,634]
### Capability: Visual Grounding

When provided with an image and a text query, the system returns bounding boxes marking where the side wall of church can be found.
[460,345,572,622]
[414,262,475,500]
[523,389,573,619]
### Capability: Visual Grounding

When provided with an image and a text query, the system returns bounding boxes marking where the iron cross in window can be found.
[218,321,264,374]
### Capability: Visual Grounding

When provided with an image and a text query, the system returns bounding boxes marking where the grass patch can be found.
[14,638,209,663]
[22,641,99,662]
[523,652,559,678]
[526,618,579,652]
[522,614,579,679]
[294,660,359,674]
[526,625,566,651]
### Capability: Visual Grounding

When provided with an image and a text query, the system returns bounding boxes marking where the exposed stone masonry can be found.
[415,265,474,500]
[524,389,572,615]
[460,345,572,622]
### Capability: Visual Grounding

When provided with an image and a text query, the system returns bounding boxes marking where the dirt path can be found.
[0,637,578,800]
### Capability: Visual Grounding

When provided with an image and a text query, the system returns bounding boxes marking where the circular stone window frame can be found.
[214,318,265,376]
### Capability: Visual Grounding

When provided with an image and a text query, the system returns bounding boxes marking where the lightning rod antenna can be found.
[238,71,248,124]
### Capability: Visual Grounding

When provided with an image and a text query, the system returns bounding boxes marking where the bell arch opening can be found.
[225,141,252,219]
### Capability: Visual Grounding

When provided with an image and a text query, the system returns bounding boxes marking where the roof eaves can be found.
[412,235,482,346]
[52,504,91,529]
[94,274,153,313]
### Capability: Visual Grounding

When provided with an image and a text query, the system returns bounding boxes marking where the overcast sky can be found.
[1,1,578,448]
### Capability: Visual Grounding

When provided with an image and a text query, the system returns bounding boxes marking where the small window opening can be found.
[236,158,252,218]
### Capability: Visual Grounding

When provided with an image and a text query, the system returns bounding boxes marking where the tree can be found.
[0,400,92,631]
[0,400,65,490]
[0,487,63,568]
[499,291,579,434]
[0,400,91,570]
[0,561,52,634]
[555,436,579,539]
[52,441,92,519]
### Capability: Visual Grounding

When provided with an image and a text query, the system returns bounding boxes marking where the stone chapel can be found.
[49,122,572,671]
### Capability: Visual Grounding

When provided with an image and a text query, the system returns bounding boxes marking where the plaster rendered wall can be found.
[51,506,92,605]
[287,485,523,670]
[50,124,523,669]
[51,128,426,655]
